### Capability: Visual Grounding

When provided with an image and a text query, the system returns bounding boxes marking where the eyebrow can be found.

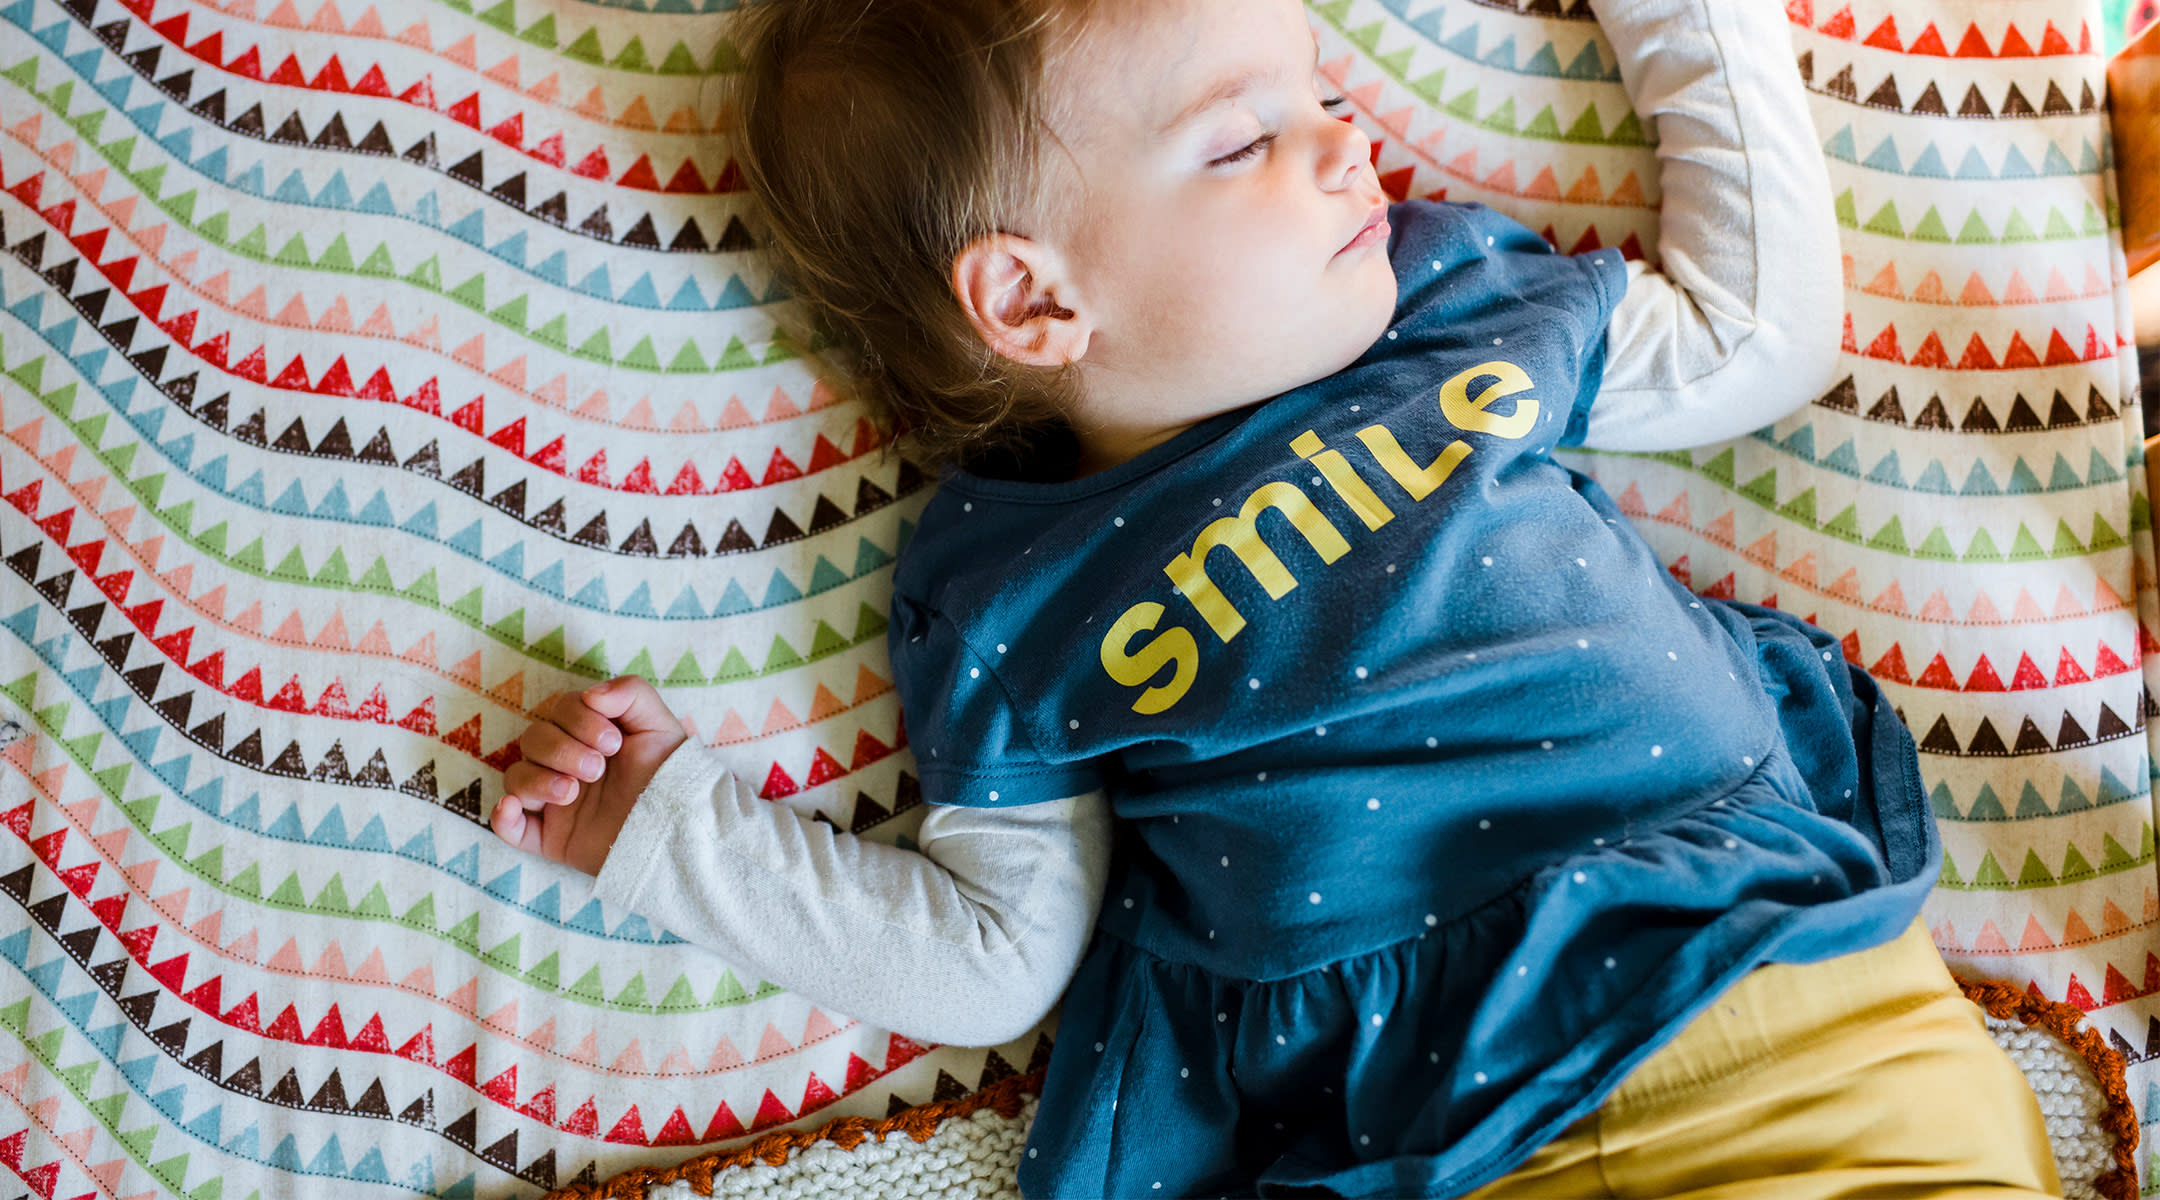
[1155,32,1324,136]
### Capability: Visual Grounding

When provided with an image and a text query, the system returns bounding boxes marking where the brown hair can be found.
[724,0,1099,469]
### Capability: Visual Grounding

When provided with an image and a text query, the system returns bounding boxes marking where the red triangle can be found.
[562,1098,599,1137]
[702,1101,746,1141]
[605,1104,649,1145]
[653,1106,698,1145]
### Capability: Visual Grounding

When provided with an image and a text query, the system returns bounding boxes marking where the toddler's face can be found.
[968,0,1398,469]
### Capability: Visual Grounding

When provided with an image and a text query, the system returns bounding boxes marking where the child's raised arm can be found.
[1576,0,1844,451]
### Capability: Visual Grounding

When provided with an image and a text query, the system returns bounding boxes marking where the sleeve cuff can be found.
[591,737,732,913]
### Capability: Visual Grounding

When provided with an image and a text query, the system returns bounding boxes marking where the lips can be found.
[1340,202,1389,254]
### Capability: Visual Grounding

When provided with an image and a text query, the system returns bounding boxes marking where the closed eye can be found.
[1210,96,1351,168]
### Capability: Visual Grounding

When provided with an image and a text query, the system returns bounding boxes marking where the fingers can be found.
[503,760,578,808]
[519,720,610,787]
[534,689,623,756]
[489,792,542,855]
[582,675,684,739]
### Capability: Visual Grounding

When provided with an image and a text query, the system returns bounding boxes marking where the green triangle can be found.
[355,882,392,917]
[2016,849,2055,887]
[2006,523,2046,560]
[1961,527,2003,561]
[1912,526,1955,559]
[565,21,607,57]
[621,336,663,370]
[228,860,261,898]
[489,294,529,331]
[476,0,516,29]
[402,568,439,605]
[611,35,651,71]
[273,233,313,266]
[712,646,755,681]
[1862,200,1903,237]
[664,651,706,686]
[1479,96,1519,135]
[449,272,488,308]
[568,965,606,1000]
[317,234,355,271]
[658,40,700,74]
[659,974,698,1010]
[1955,210,1994,244]
[530,626,567,666]
[487,606,526,644]
[526,951,561,989]
[234,223,269,258]
[403,893,437,929]
[197,210,229,244]
[358,244,396,276]
[152,820,193,859]
[1699,447,1735,487]
[1776,486,1816,524]
[762,635,804,673]
[2089,513,2124,551]
[2042,207,2076,239]
[359,557,395,592]
[710,970,748,1004]
[1971,850,2009,886]
[313,874,351,913]
[519,13,557,46]
[1866,516,1907,553]
[268,872,307,906]
[2099,833,2136,869]
[199,521,228,555]
[449,586,487,625]
[485,932,521,970]
[2061,842,2095,881]
[405,254,442,290]
[532,313,569,349]
[1520,104,1562,140]
[717,334,760,370]
[1443,84,1481,122]
[1607,110,1646,145]
[614,972,649,1007]
[445,912,480,948]
[574,326,613,362]
[270,545,310,579]
[571,639,609,676]
[667,340,708,372]
[809,620,849,658]
[622,647,659,682]
[1999,208,2037,243]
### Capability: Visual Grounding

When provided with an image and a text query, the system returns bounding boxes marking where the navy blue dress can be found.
[887,199,1939,1198]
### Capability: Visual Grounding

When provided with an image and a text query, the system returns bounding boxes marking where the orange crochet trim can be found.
[1953,973,2140,1200]
[546,1069,1046,1200]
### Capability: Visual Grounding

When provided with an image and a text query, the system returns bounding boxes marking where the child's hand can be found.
[491,675,687,875]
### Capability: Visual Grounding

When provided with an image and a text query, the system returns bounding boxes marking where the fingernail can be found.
[552,776,572,798]
[600,731,622,753]
[581,753,602,777]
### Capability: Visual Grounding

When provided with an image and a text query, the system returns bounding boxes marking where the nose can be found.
[1318,109,1371,192]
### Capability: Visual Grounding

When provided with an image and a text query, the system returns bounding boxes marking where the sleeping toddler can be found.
[488,0,2067,1194]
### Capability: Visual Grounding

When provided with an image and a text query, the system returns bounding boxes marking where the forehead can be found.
[1048,0,1319,141]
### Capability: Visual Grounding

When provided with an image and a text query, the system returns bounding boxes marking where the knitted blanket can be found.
[0,0,2151,1196]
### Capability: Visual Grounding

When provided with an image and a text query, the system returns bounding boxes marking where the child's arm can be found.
[1574,0,1844,452]
[496,677,1112,1048]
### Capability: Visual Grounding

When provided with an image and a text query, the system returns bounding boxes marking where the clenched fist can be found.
[491,675,687,874]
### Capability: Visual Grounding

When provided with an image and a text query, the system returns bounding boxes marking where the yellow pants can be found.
[1464,920,2064,1199]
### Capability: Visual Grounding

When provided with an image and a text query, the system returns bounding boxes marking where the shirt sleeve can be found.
[889,591,1106,808]
[1575,0,1845,452]
[591,736,1113,1047]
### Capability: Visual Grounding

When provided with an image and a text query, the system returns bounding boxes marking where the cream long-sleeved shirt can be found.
[588,0,1843,1048]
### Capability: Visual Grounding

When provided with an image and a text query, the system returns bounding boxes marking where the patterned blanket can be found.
[0,0,2152,1195]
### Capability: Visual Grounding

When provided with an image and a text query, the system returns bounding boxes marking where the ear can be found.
[951,233,1095,368]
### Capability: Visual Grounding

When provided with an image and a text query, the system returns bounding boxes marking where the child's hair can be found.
[726,0,1101,469]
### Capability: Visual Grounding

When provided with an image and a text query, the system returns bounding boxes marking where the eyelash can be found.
[1211,96,1351,167]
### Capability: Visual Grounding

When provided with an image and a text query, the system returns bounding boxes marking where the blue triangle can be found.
[528,882,562,922]
[808,556,849,593]
[146,1084,187,1120]
[193,454,230,490]
[308,807,350,847]
[715,276,758,309]
[268,805,307,840]
[1520,41,1561,77]
[665,586,705,619]
[315,172,353,207]
[119,1051,157,1090]
[0,929,29,965]
[93,67,132,107]
[490,230,528,268]
[1776,425,1815,460]
[398,824,438,865]
[194,145,229,183]
[133,404,164,441]
[358,182,398,215]
[483,864,522,902]
[84,1019,125,1056]
[2058,777,2092,814]
[2099,767,2134,805]
[91,692,131,730]
[1821,125,1856,162]
[853,537,894,574]
[41,315,78,350]
[228,792,262,831]
[2,605,36,640]
[1998,144,2035,179]
[0,0,35,25]
[159,126,194,161]
[126,98,164,136]
[573,576,609,608]
[1959,459,1999,496]
[224,1123,260,1157]
[712,579,754,616]
[151,750,192,793]
[314,481,353,520]
[2003,457,2043,494]
[120,722,160,764]
[1861,136,1901,173]
[397,497,438,537]
[186,775,225,818]
[618,581,657,617]
[529,559,565,597]
[567,898,608,934]
[619,273,661,308]
[535,250,568,286]
[161,431,194,471]
[185,1103,224,1143]
[352,815,392,852]
[356,489,395,525]
[271,479,311,515]
[352,1147,391,1183]
[447,518,486,556]
[230,469,267,506]
[2089,448,2121,483]
[270,1133,306,1171]
[2041,143,2074,176]
[2047,453,2082,490]
[409,190,440,227]
[23,956,63,994]
[308,1133,348,1175]
[762,570,803,607]
[447,210,486,246]
[576,264,613,299]
[1480,34,1517,70]
[1954,146,1991,179]
[487,539,526,579]
[612,911,654,941]
[6,293,42,326]
[274,169,313,204]
[53,988,98,1027]
[1912,460,1953,493]
[442,842,480,883]
[666,278,709,310]
[1442,22,1479,58]
[230,160,266,196]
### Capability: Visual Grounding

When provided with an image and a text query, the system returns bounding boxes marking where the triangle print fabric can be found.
[0,0,2150,1198]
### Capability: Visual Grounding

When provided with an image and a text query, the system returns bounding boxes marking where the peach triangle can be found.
[2102,899,2133,934]
[568,1029,600,1063]
[528,73,561,104]
[659,1044,695,1074]
[490,670,526,710]
[2010,588,2045,621]
[1862,262,1901,297]
[60,794,101,830]
[1703,510,1735,547]
[1958,271,1996,305]
[853,664,891,704]
[1918,589,1952,620]
[2044,267,2076,302]
[483,999,519,1032]
[105,194,137,228]
[353,947,390,982]
[0,1063,27,1096]
[707,1037,745,1070]
[351,5,384,36]
[120,857,159,891]
[453,334,488,370]
[612,1039,646,1072]
[669,401,703,432]
[448,651,485,688]
[714,710,753,744]
[53,1127,94,1160]
[442,33,477,67]
[226,926,259,961]
[70,166,108,201]
[489,355,528,390]
[2061,908,2096,944]
[400,962,436,995]
[1741,531,1777,565]
[1778,551,1816,587]
[312,942,349,978]
[764,386,802,422]
[315,295,354,333]
[663,106,702,135]
[618,96,657,129]
[89,824,131,863]
[188,908,223,945]
[802,1008,841,1043]
[762,699,801,735]
[191,581,221,618]
[1965,590,2001,623]
[31,763,67,798]
[577,389,612,419]
[2001,269,2035,305]
[1654,490,1692,525]
[623,396,658,429]
[273,610,310,643]
[574,86,612,121]
[405,314,442,350]
[308,0,346,31]
[807,684,847,722]
[7,112,38,141]
[266,0,302,25]
[2094,576,2127,610]
[2018,914,2054,951]
[2052,584,2086,617]
[719,395,755,429]
[1376,105,1416,141]
[236,285,270,318]
[533,374,568,406]
[484,55,521,88]
[402,631,438,666]
[269,937,305,972]
[444,975,479,1014]
[232,600,264,633]
[360,303,398,337]
[527,1017,557,1050]
[200,270,231,302]
[756,1023,793,1059]
[313,611,352,651]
